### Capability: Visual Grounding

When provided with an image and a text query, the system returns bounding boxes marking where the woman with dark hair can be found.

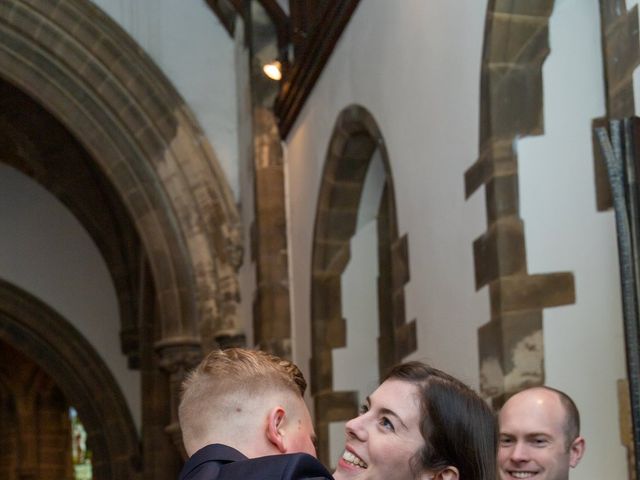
[333,362,497,480]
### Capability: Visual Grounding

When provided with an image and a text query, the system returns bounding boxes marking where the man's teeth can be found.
[510,473,535,479]
[342,451,368,468]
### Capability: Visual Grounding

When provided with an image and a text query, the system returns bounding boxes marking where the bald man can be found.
[498,387,585,480]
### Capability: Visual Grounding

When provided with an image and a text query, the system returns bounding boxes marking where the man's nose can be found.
[509,441,531,462]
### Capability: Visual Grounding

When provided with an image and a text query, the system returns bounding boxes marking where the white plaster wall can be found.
[518,0,627,477]
[90,0,240,198]
[0,165,141,431]
[286,0,628,477]
[286,0,488,397]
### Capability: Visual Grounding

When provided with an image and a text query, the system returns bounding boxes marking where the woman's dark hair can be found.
[383,362,497,480]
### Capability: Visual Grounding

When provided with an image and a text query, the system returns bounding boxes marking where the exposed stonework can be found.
[0,79,143,369]
[252,107,292,358]
[0,2,246,465]
[310,105,414,464]
[0,0,243,348]
[466,1,576,406]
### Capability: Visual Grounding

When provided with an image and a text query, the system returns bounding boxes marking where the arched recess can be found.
[0,278,139,480]
[0,79,145,369]
[0,0,243,357]
[310,105,416,465]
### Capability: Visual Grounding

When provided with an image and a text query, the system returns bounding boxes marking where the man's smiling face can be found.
[498,388,584,480]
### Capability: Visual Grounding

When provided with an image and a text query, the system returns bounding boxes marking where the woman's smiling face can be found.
[334,379,427,480]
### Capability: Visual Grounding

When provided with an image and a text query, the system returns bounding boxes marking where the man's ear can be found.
[420,466,459,480]
[266,406,287,453]
[569,436,585,468]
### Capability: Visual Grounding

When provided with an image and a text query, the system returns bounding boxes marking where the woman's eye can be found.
[379,416,395,432]
[359,404,369,415]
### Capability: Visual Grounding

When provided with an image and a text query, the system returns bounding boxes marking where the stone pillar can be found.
[155,337,202,458]
[244,2,293,358]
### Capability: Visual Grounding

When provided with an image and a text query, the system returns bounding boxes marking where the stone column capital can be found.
[154,336,202,376]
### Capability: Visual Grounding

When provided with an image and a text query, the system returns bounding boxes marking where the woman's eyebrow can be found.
[379,407,409,430]
[367,395,409,430]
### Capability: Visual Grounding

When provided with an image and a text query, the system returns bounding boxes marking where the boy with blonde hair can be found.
[178,348,331,480]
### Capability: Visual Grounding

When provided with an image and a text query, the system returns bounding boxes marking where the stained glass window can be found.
[69,407,92,480]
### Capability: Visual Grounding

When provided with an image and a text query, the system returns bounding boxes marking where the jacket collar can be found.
[188,443,248,466]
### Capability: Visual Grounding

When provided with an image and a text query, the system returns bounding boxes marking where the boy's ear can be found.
[266,406,287,453]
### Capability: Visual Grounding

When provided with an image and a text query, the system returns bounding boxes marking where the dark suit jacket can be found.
[179,444,333,480]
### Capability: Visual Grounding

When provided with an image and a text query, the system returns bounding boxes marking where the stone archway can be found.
[0,278,139,480]
[309,105,415,465]
[0,0,244,438]
[0,0,242,355]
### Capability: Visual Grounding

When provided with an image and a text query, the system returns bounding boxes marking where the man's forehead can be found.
[500,389,566,431]
[503,388,564,413]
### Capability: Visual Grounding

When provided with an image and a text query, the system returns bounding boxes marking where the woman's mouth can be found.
[342,450,368,468]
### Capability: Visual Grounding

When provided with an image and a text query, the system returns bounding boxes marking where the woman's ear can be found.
[437,467,459,480]
[265,406,287,453]
[421,466,459,480]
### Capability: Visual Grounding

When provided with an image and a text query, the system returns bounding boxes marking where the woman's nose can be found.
[345,414,368,441]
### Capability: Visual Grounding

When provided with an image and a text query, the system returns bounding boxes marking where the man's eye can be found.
[379,416,395,432]
[532,437,549,447]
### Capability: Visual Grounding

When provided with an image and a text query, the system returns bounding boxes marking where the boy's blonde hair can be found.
[178,348,307,453]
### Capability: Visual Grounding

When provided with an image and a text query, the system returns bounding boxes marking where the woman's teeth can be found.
[342,451,368,468]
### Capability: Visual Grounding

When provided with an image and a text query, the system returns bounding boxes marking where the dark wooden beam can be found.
[274,0,361,138]
[205,0,243,36]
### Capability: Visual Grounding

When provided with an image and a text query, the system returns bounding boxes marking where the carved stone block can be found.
[478,310,543,399]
